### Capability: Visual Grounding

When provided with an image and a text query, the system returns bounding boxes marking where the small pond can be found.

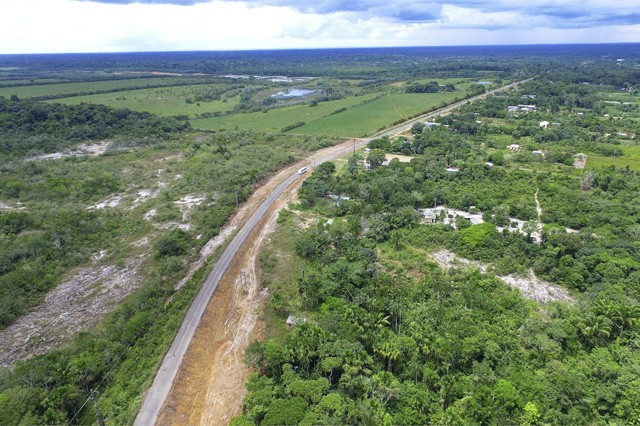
[271,88,320,99]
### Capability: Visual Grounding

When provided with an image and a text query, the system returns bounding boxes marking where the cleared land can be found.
[294,92,464,136]
[190,92,381,132]
[0,77,203,99]
[192,91,466,137]
[48,85,240,117]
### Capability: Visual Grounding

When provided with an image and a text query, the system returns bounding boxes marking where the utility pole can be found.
[234,188,238,207]
[90,389,105,426]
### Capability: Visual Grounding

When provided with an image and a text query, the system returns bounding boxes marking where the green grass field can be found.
[586,155,640,170]
[190,92,381,132]
[192,91,465,136]
[295,92,465,137]
[47,84,240,117]
[0,77,203,99]
[0,78,63,86]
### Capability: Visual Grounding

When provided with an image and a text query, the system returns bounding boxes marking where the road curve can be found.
[134,79,528,426]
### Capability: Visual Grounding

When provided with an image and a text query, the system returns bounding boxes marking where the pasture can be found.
[47,84,241,117]
[0,77,206,99]
[192,91,465,137]
[190,92,381,132]
[295,91,465,137]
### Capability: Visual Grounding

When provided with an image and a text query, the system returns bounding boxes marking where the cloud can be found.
[75,0,210,4]
[73,0,640,28]
[3,0,640,53]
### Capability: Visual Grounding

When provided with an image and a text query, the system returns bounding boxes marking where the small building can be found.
[517,104,537,112]
[508,144,521,151]
[616,132,627,137]
[507,106,518,112]
[604,114,610,118]
[446,167,459,173]
[521,94,536,99]
[576,153,587,159]
[286,316,307,327]
[329,195,350,205]
[539,121,549,129]
[576,112,584,115]
[475,120,483,125]
[485,162,494,167]
[421,210,437,224]
[551,122,561,126]
[532,150,544,156]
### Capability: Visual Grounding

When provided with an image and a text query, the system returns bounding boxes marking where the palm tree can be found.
[613,303,640,336]
[405,358,423,384]
[594,299,616,318]
[374,340,402,372]
[580,313,612,347]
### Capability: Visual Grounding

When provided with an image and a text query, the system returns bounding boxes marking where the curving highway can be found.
[134,79,528,426]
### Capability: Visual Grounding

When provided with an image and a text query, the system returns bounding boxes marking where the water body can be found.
[271,88,320,99]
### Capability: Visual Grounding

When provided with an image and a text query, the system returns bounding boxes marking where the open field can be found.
[295,91,465,136]
[190,92,381,132]
[0,78,63,86]
[0,77,205,99]
[192,91,465,137]
[587,154,640,170]
[47,84,241,117]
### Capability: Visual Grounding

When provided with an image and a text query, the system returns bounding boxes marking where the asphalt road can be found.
[134,79,527,426]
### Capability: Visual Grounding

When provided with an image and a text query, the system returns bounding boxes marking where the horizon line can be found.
[1,41,639,56]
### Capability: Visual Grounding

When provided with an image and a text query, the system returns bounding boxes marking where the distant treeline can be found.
[1,44,639,80]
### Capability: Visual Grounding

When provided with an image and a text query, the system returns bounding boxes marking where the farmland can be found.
[190,88,469,137]
[46,84,241,118]
[294,91,463,137]
[0,77,214,99]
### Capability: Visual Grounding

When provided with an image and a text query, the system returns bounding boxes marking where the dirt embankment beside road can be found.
[156,138,364,425]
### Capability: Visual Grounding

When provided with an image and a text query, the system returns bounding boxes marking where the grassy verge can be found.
[258,208,310,342]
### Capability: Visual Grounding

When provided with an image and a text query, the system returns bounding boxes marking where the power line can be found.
[66,355,121,426]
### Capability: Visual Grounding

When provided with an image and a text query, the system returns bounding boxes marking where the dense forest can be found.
[0,97,190,158]
[233,65,640,425]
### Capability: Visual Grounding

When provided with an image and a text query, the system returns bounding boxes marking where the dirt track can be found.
[155,139,360,426]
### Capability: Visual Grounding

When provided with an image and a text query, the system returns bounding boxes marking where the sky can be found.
[1,0,640,54]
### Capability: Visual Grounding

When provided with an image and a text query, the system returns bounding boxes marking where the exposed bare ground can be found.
[574,154,587,169]
[0,201,25,210]
[0,255,147,366]
[385,153,414,163]
[173,225,237,292]
[157,177,303,426]
[156,139,361,426]
[430,249,573,304]
[25,140,112,161]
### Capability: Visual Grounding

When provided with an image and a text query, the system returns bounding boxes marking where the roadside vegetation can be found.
[0,95,335,424]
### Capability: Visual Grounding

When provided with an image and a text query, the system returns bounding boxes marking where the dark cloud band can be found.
[73,0,640,28]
